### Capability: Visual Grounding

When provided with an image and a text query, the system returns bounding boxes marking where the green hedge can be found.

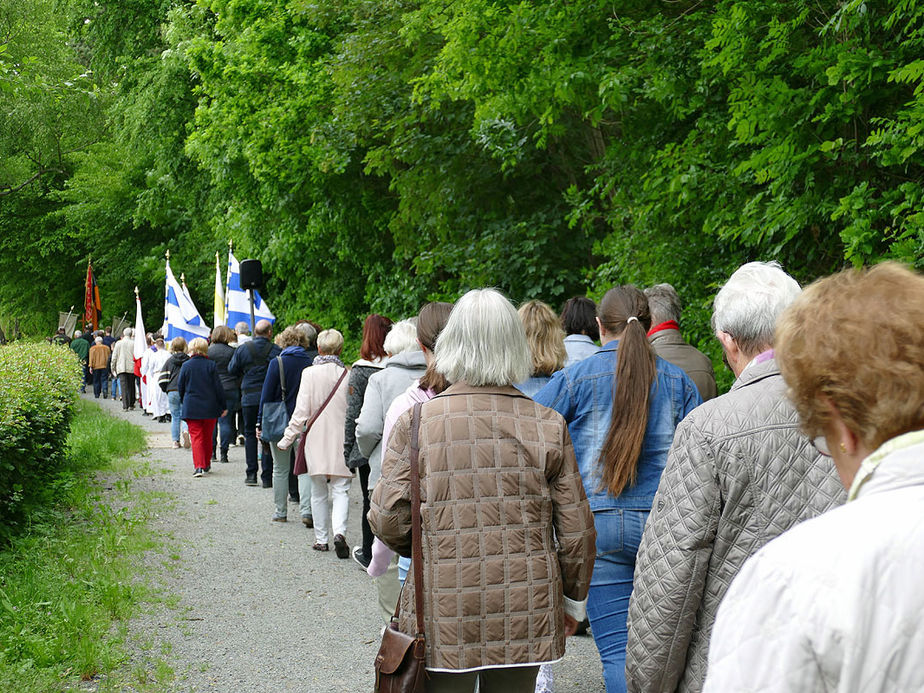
[0,343,82,540]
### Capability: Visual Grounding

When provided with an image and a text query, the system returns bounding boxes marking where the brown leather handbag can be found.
[374,403,427,693]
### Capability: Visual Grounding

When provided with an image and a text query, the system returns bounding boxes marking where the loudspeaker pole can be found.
[249,288,256,333]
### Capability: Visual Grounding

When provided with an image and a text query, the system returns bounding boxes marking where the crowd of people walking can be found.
[55,260,923,693]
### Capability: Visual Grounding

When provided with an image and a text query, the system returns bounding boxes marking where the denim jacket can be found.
[534,342,702,511]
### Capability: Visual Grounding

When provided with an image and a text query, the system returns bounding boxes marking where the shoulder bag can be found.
[374,402,427,693]
[293,367,348,475]
[261,356,289,442]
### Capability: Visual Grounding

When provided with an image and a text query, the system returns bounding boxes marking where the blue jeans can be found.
[213,388,239,454]
[587,509,649,693]
[110,375,119,398]
[167,391,188,443]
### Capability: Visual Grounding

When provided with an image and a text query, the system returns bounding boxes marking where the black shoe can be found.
[352,546,370,570]
[333,534,349,559]
[245,475,258,486]
[204,465,211,474]
[220,452,229,463]
[302,516,314,529]
[262,480,272,489]
[288,494,300,503]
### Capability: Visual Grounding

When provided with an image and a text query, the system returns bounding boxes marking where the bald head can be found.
[254,319,272,337]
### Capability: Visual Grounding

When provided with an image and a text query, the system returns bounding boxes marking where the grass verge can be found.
[0,399,166,691]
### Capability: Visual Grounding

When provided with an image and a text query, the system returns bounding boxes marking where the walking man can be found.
[229,319,280,486]
[110,328,137,410]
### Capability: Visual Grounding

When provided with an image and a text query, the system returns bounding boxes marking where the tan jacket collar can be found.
[435,382,530,400]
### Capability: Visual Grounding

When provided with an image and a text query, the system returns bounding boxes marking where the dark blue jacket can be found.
[258,345,313,423]
[177,355,225,420]
[227,337,281,407]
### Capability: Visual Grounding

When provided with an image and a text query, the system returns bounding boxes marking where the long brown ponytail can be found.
[417,302,453,393]
[597,286,656,496]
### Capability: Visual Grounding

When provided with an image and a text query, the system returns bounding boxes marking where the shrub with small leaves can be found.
[0,342,82,541]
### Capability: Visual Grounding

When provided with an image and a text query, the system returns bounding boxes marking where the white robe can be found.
[148,348,171,418]
[140,347,154,413]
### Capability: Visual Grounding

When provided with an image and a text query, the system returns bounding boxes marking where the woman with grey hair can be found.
[369,288,596,692]
[277,329,350,555]
[355,319,426,489]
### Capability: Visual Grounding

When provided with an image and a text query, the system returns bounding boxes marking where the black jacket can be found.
[208,342,240,392]
[228,337,281,407]
[161,353,190,393]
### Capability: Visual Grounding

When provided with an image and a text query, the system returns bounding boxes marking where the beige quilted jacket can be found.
[368,383,596,671]
[625,359,845,693]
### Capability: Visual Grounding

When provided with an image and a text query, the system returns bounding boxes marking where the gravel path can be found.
[89,393,605,692]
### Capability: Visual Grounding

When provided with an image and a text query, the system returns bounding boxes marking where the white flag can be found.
[162,259,211,343]
[133,293,146,359]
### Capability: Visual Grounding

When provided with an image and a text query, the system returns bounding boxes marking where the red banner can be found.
[84,262,102,331]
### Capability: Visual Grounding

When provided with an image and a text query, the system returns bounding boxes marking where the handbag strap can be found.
[392,403,425,634]
[277,356,286,401]
[409,402,425,637]
[295,367,348,467]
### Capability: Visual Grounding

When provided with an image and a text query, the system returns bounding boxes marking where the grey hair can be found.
[712,261,802,356]
[234,321,250,335]
[383,319,420,355]
[123,327,133,338]
[294,322,317,348]
[435,288,531,387]
[317,328,344,355]
[95,336,103,344]
[644,283,682,324]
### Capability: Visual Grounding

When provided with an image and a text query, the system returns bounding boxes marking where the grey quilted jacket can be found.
[625,358,845,693]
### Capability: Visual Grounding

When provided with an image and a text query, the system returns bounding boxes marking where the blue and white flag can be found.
[162,260,211,343]
[226,251,275,329]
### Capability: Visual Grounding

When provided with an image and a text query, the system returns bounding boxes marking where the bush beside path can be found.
[91,394,604,692]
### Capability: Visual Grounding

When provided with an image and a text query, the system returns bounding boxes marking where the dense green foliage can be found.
[0,399,155,690]
[0,342,81,538]
[1,0,921,348]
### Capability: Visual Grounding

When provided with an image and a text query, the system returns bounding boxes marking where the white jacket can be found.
[110,336,136,375]
[704,431,924,693]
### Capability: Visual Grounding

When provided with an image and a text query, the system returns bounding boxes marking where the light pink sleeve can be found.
[366,537,395,578]
[382,390,412,452]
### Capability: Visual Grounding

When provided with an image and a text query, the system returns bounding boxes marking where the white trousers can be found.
[310,475,351,544]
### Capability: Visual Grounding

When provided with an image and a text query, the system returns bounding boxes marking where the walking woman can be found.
[516,299,568,397]
[177,338,227,477]
[208,325,241,463]
[160,337,191,449]
[370,288,596,692]
[277,329,350,555]
[344,314,392,566]
[535,286,701,693]
[259,326,314,523]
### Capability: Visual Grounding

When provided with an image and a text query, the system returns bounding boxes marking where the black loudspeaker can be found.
[239,259,263,290]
